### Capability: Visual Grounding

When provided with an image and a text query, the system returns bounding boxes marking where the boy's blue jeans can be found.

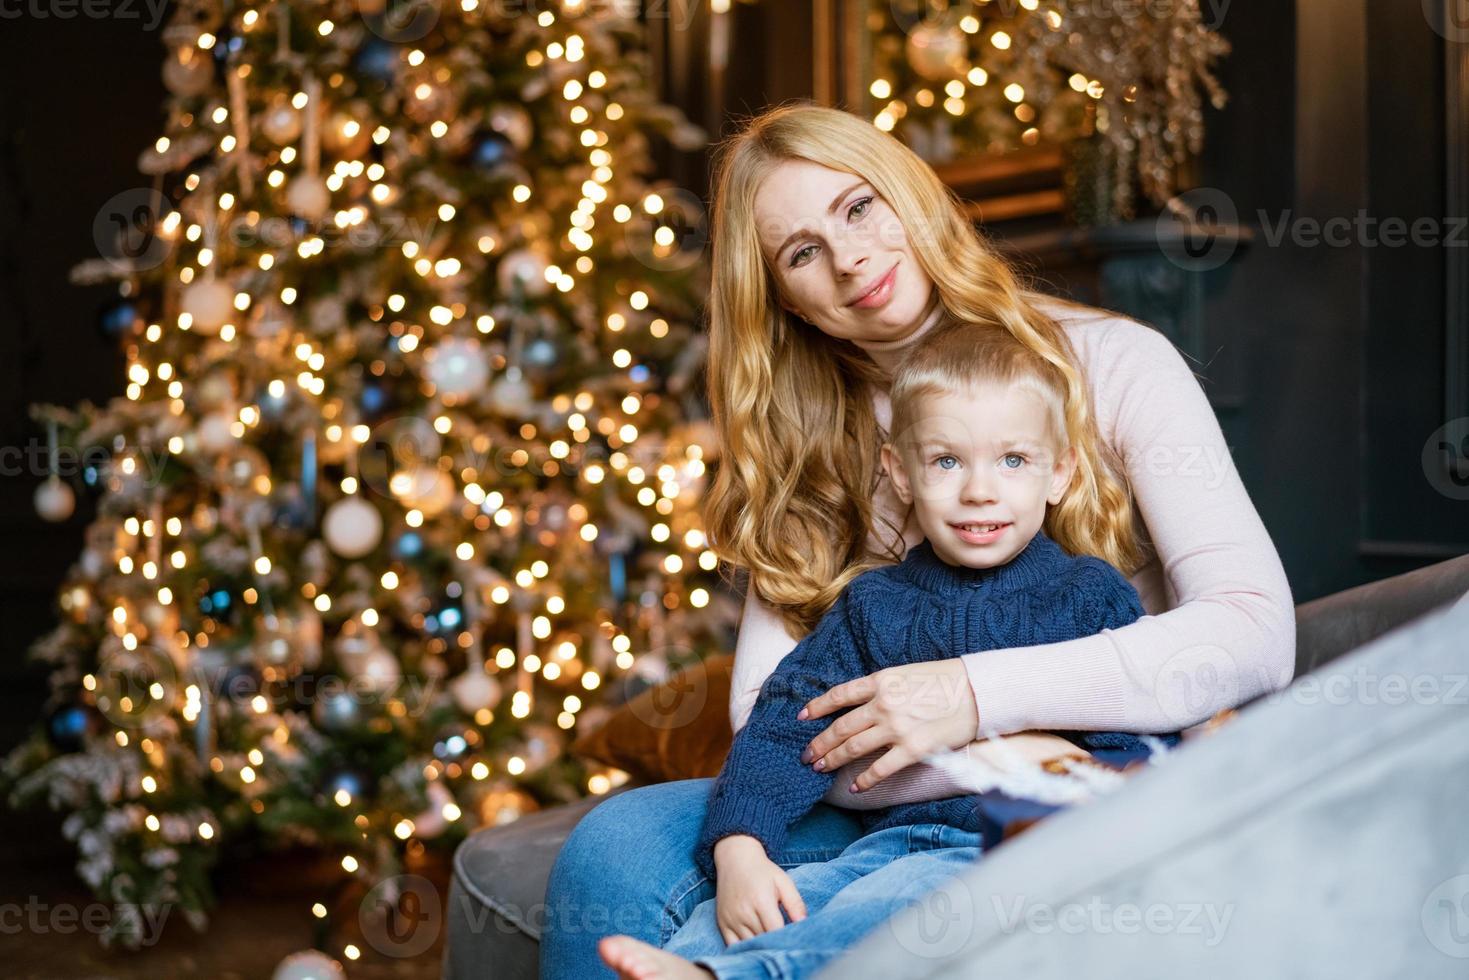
[541,777,983,979]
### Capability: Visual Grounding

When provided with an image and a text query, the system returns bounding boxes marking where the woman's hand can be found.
[796,659,978,793]
[712,835,806,944]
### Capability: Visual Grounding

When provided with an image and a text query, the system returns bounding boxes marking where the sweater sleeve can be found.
[728,582,799,736]
[958,320,1296,736]
[695,588,867,881]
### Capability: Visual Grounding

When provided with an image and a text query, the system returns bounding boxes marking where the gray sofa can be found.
[443,555,1469,978]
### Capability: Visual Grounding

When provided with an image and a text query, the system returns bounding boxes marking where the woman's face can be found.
[753,159,937,348]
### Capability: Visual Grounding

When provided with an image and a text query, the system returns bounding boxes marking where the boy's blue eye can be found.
[933,455,959,470]
[1001,453,1026,469]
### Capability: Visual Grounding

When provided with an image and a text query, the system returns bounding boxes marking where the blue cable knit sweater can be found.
[695,530,1181,880]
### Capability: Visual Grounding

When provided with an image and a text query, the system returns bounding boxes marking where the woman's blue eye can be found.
[1001,453,1026,469]
[848,196,873,220]
[790,244,816,267]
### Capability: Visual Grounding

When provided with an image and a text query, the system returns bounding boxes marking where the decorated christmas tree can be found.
[4,0,735,952]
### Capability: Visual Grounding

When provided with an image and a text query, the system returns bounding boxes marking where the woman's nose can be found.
[830,239,869,278]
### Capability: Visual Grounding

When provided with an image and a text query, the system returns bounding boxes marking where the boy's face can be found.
[881,382,1077,569]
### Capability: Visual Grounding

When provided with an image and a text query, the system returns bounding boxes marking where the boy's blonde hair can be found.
[889,319,1070,454]
[887,319,1140,564]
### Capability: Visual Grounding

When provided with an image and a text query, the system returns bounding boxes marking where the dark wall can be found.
[0,16,165,757]
[1198,0,1468,602]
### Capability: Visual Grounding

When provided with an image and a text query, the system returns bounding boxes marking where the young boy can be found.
[603,322,1179,979]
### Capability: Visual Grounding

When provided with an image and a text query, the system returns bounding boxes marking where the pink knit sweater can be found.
[728,301,1297,809]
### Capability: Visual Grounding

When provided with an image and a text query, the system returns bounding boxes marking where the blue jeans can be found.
[666,821,983,979]
[540,778,982,979]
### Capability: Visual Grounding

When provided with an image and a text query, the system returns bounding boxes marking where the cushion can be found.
[571,654,735,782]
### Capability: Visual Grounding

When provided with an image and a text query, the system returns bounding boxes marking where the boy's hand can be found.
[711,835,807,944]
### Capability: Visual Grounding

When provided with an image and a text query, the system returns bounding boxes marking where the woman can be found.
[542,103,1295,979]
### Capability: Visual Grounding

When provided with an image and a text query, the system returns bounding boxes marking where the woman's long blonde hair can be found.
[703,103,1141,637]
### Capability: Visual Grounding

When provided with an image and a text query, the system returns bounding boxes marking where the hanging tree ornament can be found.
[495,247,552,300]
[905,19,969,82]
[284,74,330,221]
[162,43,214,97]
[179,194,234,335]
[323,449,382,558]
[424,335,490,400]
[261,100,302,145]
[34,421,76,523]
[224,65,256,197]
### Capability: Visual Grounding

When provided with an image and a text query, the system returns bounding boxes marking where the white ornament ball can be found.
[323,496,383,558]
[496,248,552,298]
[450,669,502,714]
[162,49,213,97]
[357,648,402,692]
[181,278,235,335]
[285,175,331,221]
[906,23,968,81]
[196,413,236,454]
[489,372,533,416]
[34,477,75,522]
[426,337,490,398]
[262,103,303,145]
[272,950,347,980]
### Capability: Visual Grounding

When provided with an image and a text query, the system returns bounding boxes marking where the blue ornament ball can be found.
[470,131,514,174]
[46,702,96,753]
[321,766,373,802]
[359,380,389,418]
[211,29,244,66]
[98,298,140,339]
[393,530,423,559]
[354,38,400,82]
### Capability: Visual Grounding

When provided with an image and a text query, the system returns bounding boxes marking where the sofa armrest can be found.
[1294,552,1469,677]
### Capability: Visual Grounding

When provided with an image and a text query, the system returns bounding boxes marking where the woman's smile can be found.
[847,261,899,309]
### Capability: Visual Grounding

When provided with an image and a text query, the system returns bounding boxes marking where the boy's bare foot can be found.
[597,935,716,979]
